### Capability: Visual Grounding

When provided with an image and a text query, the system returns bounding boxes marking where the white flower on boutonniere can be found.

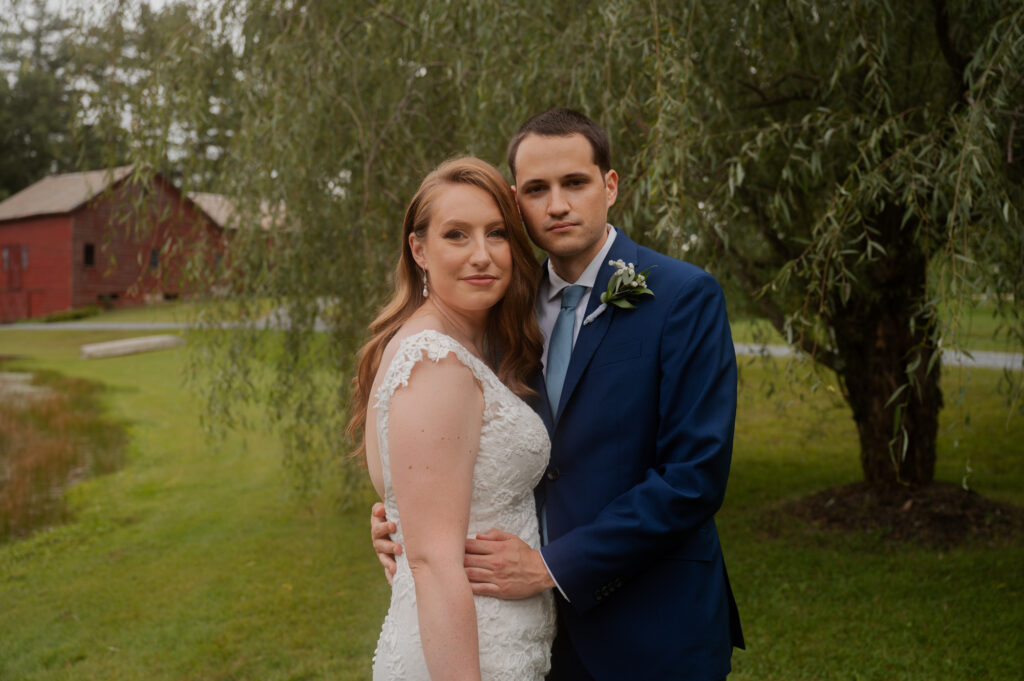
[583,259,655,326]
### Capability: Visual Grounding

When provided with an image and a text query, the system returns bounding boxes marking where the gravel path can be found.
[733,343,1023,371]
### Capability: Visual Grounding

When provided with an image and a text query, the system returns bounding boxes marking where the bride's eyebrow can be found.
[438,219,472,228]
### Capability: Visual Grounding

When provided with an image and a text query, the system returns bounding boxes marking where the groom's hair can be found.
[507,108,611,179]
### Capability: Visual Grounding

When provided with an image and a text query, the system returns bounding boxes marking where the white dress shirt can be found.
[535,225,618,602]
[537,225,619,376]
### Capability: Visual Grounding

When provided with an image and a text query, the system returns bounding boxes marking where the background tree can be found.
[635,0,1024,488]
[0,0,117,198]
[67,0,238,189]
[90,0,1023,497]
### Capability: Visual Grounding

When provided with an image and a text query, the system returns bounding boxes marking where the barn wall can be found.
[0,216,73,322]
[71,177,226,309]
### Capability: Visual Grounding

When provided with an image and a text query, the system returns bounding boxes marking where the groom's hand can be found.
[370,502,401,586]
[464,529,555,599]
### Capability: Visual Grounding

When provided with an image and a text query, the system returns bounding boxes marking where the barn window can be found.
[84,243,95,267]
[1,248,7,271]
[149,248,160,270]
[21,246,28,270]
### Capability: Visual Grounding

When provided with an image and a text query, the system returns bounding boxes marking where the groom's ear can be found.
[510,185,525,220]
[604,169,619,207]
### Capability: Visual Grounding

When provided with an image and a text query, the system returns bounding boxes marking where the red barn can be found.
[0,167,226,322]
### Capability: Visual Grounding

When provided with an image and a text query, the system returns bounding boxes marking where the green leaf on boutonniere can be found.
[601,259,655,310]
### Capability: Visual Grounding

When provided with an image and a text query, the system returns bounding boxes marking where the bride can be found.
[348,157,555,680]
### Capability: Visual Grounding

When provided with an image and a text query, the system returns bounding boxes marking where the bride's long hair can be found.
[347,156,543,461]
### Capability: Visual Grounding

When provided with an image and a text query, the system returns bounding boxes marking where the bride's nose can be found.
[468,236,492,267]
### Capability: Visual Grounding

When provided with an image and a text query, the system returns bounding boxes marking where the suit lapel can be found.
[553,230,640,424]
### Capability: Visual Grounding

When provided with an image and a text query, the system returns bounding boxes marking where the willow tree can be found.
[622,0,1024,488]
[92,0,1023,495]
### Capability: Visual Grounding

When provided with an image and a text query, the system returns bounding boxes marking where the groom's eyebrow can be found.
[520,172,590,187]
[519,176,547,187]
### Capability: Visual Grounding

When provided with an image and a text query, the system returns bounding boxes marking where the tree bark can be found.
[830,206,943,487]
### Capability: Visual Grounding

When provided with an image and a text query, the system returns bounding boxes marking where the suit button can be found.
[545,467,560,481]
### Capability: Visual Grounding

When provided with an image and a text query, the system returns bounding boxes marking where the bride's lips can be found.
[462,274,499,286]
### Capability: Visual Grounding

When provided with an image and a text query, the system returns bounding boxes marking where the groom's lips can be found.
[548,221,576,233]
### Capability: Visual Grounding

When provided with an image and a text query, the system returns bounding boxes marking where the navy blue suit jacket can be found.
[535,229,743,680]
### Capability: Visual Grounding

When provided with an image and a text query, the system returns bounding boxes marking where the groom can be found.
[375,109,743,680]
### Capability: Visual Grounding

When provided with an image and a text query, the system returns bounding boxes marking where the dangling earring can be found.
[421,269,429,298]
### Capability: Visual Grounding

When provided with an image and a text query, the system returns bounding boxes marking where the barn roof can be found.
[0,166,134,223]
[188,192,285,232]
[188,192,235,229]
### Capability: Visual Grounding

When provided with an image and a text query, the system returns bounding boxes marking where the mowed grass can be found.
[0,327,1021,680]
[0,330,387,680]
[725,357,1024,680]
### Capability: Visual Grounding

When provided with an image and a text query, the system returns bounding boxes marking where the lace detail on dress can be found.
[371,330,555,681]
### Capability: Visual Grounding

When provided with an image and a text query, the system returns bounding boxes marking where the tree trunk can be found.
[831,207,943,488]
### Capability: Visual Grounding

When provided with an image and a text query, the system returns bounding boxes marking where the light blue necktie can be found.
[545,284,586,416]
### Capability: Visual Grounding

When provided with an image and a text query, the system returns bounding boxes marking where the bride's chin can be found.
[437,292,508,313]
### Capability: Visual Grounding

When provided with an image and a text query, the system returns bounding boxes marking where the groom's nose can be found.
[547,187,570,217]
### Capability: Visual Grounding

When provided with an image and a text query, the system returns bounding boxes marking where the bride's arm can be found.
[389,355,483,681]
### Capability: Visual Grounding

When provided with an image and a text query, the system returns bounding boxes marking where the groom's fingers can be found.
[465,565,495,583]
[370,501,401,584]
[468,580,502,597]
[370,502,401,555]
[463,534,554,599]
[464,537,498,556]
[463,538,506,580]
[377,548,398,576]
[474,528,513,541]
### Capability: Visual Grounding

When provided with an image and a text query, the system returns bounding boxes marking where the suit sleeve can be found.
[539,270,737,614]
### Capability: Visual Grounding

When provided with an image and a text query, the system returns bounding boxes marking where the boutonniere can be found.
[583,259,655,326]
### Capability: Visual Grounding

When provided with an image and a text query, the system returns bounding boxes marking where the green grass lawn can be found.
[0,330,386,680]
[0,328,1020,680]
[84,300,204,323]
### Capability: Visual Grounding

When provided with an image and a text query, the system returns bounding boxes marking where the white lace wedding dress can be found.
[372,330,555,680]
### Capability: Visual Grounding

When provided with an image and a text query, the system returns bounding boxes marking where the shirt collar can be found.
[544,225,618,301]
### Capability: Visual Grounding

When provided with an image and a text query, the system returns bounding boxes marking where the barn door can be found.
[2,244,23,290]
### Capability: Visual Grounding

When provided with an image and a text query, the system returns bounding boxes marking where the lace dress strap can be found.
[374,329,491,409]
[374,330,494,501]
